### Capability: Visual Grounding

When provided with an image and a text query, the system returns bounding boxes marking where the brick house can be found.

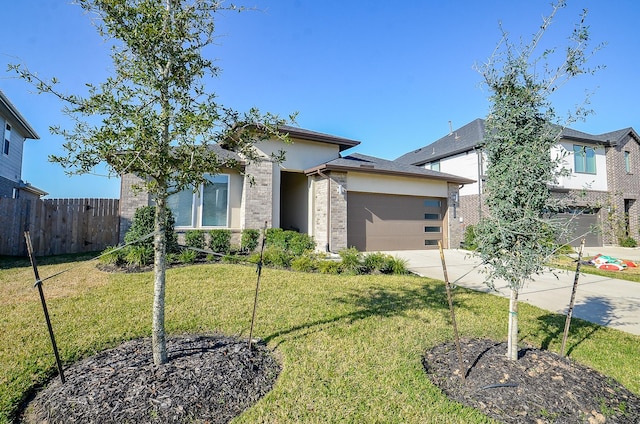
[0,90,47,200]
[119,126,473,251]
[395,118,640,247]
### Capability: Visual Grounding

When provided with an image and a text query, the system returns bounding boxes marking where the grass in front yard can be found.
[2,256,639,423]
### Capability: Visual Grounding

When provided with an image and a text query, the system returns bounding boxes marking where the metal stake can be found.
[248,222,268,350]
[24,231,66,384]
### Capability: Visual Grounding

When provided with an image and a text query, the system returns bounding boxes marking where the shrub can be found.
[241,229,260,253]
[124,245,153,267]
[382,256,409,275]
[262,246,293,269]
[462,225,478,250]
[317,259,341,274]
[178,249,198,264]
[265,228,287,249]
[209,229,231,255]
[288,233,316,256]
[98,246,124,266]
[291,255,319,272]
[362,252,388,274]
[222,254,241,264]
[184,230,206,250]
[124,205,178,254]
[619,236,638,248]
[339,247,363,275]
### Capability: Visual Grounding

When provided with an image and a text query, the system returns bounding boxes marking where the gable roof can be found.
[395,118,485,166]
[0,90,39,139]
[396,118,639,165]
[305,152,474,185]
[279,125,360,152]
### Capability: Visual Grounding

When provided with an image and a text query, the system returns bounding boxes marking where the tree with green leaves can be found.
[475,1,602,360]
[12,0,294,365]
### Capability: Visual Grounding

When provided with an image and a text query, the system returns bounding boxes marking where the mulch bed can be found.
[22,335,280,424]
[423,338,640,423]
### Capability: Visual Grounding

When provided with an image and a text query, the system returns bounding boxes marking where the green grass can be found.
[2,255,640,423]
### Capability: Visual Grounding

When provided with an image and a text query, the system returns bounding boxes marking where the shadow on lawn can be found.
[263,281,466,346]
[532,295,619,356]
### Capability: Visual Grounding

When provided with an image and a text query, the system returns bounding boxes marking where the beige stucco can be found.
[347,172,449,197]
[256,138,341,172]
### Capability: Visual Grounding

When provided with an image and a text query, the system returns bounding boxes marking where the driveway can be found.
[386,247,640,336]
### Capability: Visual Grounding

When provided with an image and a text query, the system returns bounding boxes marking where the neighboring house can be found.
[0,90,46,200]
[395,118,640,247]
[119,126,473,251]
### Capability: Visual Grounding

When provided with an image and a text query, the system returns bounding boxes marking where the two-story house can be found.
[396,118,640,247]
[120,126,473,252]
[0,90,46,200]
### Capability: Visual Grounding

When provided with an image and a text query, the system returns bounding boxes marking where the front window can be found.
[168,174,229,228]
[3,123,10,155]
[625,151,631,173]
[573,145,596,174]
[429,161,440,172]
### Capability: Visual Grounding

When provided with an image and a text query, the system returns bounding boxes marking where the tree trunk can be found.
[507,288,519,360]
[152,197,168,365]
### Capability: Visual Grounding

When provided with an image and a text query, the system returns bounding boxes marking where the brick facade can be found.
[605,133,640,243]
[311,171,347,252]
[241,160,275,230]
[447,183,463,248]
[118,173,152,242]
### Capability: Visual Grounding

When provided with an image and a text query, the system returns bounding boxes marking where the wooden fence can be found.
[0,198,120,257]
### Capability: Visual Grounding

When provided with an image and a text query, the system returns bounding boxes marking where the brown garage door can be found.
[347,192,446,251]
[555,208,601,247]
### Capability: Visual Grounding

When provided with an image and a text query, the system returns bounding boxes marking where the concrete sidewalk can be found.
[386,247,640,336]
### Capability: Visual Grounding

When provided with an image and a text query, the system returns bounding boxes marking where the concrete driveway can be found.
[385,247,640,336]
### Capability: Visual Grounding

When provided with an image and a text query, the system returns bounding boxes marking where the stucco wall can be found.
[347,172,449,197]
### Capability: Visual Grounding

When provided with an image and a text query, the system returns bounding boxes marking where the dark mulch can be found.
[423,338,640,423]
[22,335,280,424]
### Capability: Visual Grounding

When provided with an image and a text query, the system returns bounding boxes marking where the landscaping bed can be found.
[22,335,279,424]
[424,338,640,423]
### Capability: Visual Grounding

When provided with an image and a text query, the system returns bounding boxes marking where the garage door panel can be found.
[554,209,601,247]
[347,192,445,251]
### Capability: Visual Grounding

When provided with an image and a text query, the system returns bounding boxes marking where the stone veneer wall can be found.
[240,160,274,230]
[311,171,347,252]
[119,173,151,243]
[447,183,464,249]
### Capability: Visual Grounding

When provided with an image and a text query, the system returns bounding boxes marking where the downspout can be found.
[316,169,332,252]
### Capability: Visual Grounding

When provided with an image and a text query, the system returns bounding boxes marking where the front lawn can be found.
[2,255,639,423]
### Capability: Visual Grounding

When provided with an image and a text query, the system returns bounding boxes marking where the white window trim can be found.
[172,174,230,229]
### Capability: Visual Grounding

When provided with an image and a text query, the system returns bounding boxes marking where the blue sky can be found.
[1,0,638,198]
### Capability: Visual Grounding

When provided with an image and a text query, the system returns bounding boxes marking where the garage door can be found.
[347,192,446,251]
[554,208,601,247]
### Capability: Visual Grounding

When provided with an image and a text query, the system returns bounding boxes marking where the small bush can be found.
[222,254,241,264]
[262,246,293,269]
[241,229,260,253]
[209,229,231,255]
[265,228,287,249]
[98,246,124,265]
[178,249,198,264]
[382,256,409,275]
[339,247,363,275]
[462,225,478,250]
[291,255,319,272]
[317,259,341,274]
[619,236,638,248]
[124,245,153,267]
[184,230,206,250]
[362,252,388,274]
[124,205,178,253]
[288,233,316,256]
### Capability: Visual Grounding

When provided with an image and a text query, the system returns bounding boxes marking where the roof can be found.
[278,125,360,152]
[396,118,640,165]
[0,90,39,139]
[305,152,475,185]
[395,118,485,165]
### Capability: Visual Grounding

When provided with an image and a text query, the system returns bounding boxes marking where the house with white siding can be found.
[0,90,46,200]
[396,118,640,247]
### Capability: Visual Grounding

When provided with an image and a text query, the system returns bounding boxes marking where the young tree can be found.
[475,1,602,360]
[12,0,293,365]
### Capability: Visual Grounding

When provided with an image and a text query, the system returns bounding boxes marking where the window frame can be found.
[573,144,596,174]
[169,174,230,229]
[625,151,631,174]
[3,123,10,156]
